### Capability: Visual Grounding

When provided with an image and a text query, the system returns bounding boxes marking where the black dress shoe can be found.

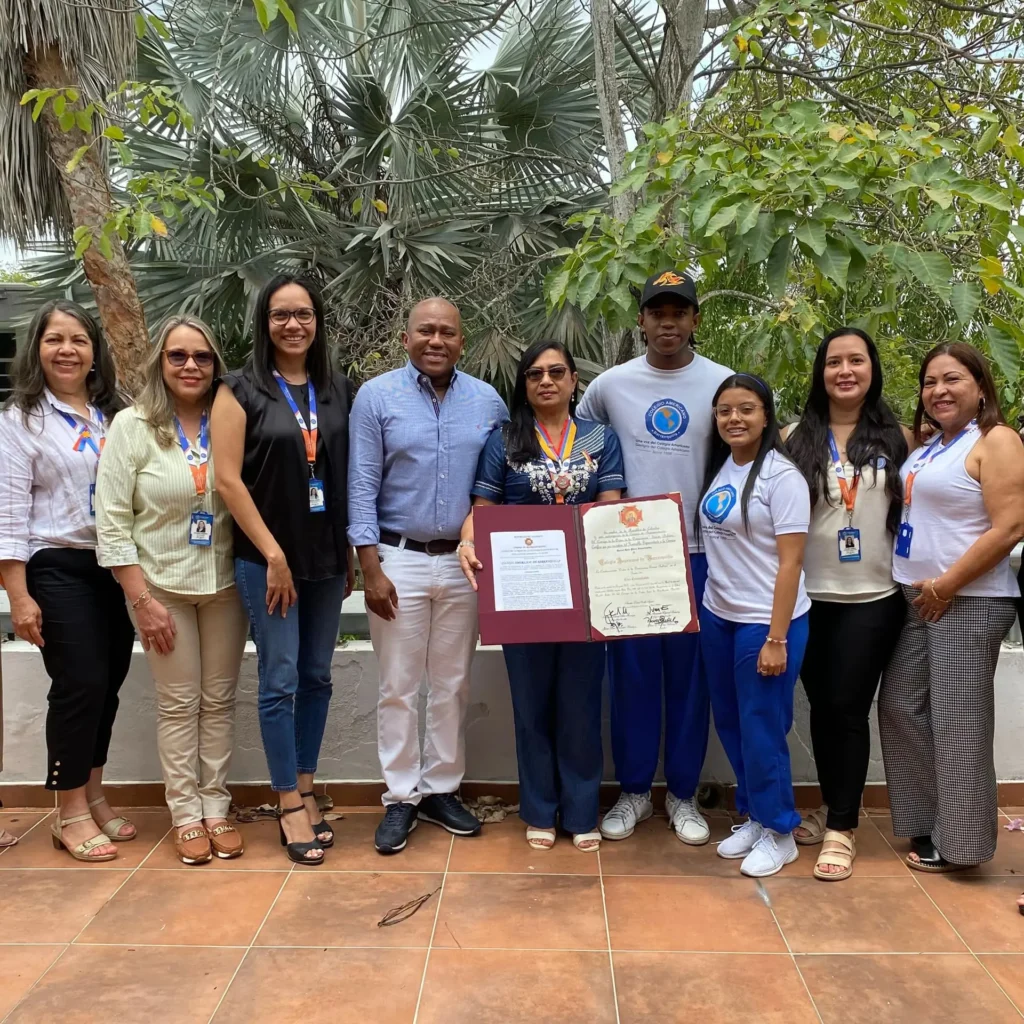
[418,793,482,836]
[375,802,418,854]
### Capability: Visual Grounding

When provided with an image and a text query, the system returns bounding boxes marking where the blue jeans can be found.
[699,607,809,834]
[502,641,605,834]
[608,552,710,798]
[235,559,346,792]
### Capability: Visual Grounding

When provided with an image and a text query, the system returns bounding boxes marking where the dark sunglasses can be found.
[524,365,569,383]
[269,307,316,326]
[165,349,215,368]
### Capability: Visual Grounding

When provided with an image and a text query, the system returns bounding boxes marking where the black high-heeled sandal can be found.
[906,835,970,873]
[278,804,324,865]
[300,790,334,848]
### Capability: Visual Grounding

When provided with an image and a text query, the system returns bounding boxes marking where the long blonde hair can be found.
[137,315,227,447]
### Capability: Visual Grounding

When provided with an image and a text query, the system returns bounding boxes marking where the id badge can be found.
[838,526,861,562]
[189,511,213,546]
[895,522,913,559]
[309,478,326,513]
[89,483,95,517]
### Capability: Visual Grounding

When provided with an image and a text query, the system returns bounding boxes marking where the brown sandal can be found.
[813,829,855,881]
[207,823,244,859]
[175,825,212,865]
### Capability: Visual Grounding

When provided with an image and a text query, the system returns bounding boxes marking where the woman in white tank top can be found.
[879,342,1024,873]
[785,328,912,882]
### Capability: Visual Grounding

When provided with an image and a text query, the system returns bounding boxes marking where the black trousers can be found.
[26,548,135,792]
[800,591,906,831]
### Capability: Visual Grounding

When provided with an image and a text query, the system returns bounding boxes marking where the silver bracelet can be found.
[456,539,475,552]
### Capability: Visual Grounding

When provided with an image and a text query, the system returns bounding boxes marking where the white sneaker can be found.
[600,791,653,840]
[665,792,710,846]
[740,829,799,877]
[717,819,763,859]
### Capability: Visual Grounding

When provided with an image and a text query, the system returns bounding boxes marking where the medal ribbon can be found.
[56,408,104,457]
[536,418,577,504]
[827,430,860,521]
[273,371,318,471]
[902,421,976,518]
[175,412,209,497]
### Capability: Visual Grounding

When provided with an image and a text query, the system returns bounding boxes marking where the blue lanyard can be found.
[903,421,976,514]
[175,412,209,496]
[272,371,318,468]
[56,407,103,456]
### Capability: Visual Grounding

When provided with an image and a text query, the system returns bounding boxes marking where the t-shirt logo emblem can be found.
[645,399,689,441]
[701,484,737,524]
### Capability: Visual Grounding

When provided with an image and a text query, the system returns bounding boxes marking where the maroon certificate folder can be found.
[474,494,698,646]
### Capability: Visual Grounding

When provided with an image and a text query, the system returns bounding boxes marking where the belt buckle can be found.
[424,539,450,556]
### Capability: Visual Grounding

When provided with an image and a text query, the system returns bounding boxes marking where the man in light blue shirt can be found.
[348,298,507,854]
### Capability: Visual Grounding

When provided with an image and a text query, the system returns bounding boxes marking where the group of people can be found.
[0,270,1021,910]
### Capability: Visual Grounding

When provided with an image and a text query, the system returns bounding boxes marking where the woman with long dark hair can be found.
[879,342,1024,872]
[0,300,135,861]
[211,274,355,865]
[785,328,911,881]
[459,340,625,852]
[696,373,811,877]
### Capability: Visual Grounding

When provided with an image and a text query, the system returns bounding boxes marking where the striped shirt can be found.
[95,406,235,595]
[0,390,107,562]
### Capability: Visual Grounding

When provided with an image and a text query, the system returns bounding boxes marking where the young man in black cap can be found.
[577,270,733,845]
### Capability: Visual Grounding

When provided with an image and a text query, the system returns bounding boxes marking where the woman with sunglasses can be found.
[459,341,625,852]
[96,316,249,865]
[697,373,811,878]
[211,274,355,865]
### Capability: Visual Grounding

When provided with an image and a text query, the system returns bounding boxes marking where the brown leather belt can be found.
[379,530,459,555]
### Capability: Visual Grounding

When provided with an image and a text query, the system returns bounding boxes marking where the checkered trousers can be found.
[877,587,1016,866]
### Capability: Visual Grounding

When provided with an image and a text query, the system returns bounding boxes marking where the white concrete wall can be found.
[3,637,1024,787]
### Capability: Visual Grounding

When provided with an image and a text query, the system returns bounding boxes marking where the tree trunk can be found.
[24,45,149,396]
[656,0,709,120]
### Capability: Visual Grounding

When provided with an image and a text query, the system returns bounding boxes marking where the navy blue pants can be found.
[608,553,709,798]
[699,607,809,835]
[502,641,605,834]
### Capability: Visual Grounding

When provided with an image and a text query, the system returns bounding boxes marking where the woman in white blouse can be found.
[0,301,133,862]
[96,316,249,866]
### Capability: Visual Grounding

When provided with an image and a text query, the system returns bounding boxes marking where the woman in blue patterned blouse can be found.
[458,340,625,852]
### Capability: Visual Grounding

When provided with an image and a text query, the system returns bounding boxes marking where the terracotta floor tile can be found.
[765,876,965,953]
[212,947,425,1023]
[614,952,819,1023]
[916,876,1024,952]
[417,949,616,1024]
[604,876,786,952]
[797,953,1020,1023]
[313,811,453,872]
[142,819,291,870]
[446,819,599,875]
[978,955,1024,1012]
[432,872,606,951]
[599,814,766,878]
[4,944,244,1024]
[256,871,442,948]
[0,944,66,1018]
[0,809,170,869]
[0,810,52,850]
[77,868,286,945]
[0,869,130,942]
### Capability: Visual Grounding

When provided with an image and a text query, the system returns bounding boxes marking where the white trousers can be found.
[369,544,478,806]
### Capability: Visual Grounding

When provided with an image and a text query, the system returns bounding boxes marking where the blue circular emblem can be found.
[701,484,737,524]
[645,398,689,441]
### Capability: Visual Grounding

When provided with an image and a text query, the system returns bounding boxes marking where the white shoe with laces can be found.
[600,791,653,840]
[740,828,799,877]
[665,791,710,846]
[717,819,763,859]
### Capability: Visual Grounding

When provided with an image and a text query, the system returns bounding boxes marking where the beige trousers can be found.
[131,585,248,826]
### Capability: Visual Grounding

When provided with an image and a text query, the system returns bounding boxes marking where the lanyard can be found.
[903,421,975,516]
[55,407,104,457]
[536,418,577,504]
[175,412,209,497]
[273,371,318,471]
[827,430,859,520]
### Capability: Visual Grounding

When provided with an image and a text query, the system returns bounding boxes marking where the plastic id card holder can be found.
[895,522,913,559]
[309,478,326,512]
[89,483,96,517]
[838,526,861,562]
[189,511,213,546]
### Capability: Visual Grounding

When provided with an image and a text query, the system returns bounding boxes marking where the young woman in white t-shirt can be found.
[697,373,811,878]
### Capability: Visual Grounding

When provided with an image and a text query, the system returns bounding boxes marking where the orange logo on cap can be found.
[653,271,685,287]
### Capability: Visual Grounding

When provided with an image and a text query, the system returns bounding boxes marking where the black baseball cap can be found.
[639,270,699,311]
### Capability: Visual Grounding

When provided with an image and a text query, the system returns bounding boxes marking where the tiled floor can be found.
[1,806,1023,1023]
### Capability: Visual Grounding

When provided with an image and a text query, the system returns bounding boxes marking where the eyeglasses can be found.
[165,349,214,368]
[714,403,763,418]
[269,308,316,326]
[524,365,569,383]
